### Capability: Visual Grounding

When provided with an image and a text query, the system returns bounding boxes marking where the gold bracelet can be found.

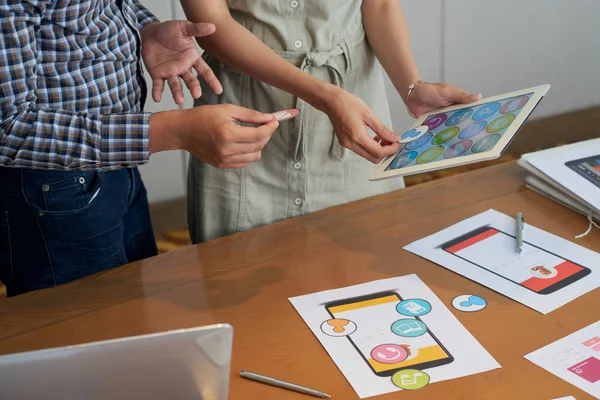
[406,80,424,119]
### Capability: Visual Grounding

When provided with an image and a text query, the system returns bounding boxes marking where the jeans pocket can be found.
[0,210,12,285]
[41,171,103,214]
[50,222,128,285]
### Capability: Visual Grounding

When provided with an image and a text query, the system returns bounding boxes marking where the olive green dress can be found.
[188,0,404,243]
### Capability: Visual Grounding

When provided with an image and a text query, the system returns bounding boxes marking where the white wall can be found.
[443,0,600,119]
[138,1,188,204]
[139,0,600,203]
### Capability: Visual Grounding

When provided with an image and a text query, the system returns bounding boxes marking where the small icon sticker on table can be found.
[371,344,409,364]
[452,295,487,312]
[320,319,357,337]
[391,369,430,390]
[391,319,428,338]
[396,299,432,317]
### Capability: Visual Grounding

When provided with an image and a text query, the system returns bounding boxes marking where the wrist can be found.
[149,110,187,154]
[303,82,340,112]
[402,78,423,105]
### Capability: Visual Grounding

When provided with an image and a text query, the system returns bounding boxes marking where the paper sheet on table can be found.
[404,209,600,314]
[289,275,500,398]
[526,321,600,399]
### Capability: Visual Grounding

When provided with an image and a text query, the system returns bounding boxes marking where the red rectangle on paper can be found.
[568,357,600,383]
[446,229,498,253]
[521,261,583,291]
[583,337,600,348]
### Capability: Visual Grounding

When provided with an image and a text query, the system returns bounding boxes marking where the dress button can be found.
[293,162,302,170]
[290,0,299,8]
[42,185,50,192]
[79,177,85,184]
[294,198,303,206]
[293,40,303,49]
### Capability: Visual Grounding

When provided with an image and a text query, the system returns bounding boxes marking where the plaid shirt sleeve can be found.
[132,0,159,31]
[0,2,151,171]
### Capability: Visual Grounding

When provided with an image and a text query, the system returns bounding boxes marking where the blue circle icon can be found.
[452,294,487,312]
[472,102,501,121]
[446,108,473,126]
[396,299,432,317]
[405,133,433,151]
[459,121,487,139]
[401,128,422,141]
[389,151,417,169]
[391,319,428,337]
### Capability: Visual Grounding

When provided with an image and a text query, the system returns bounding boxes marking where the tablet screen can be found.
[385,93,534,171]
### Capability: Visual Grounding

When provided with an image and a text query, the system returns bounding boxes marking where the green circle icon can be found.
[472,134,501,153]
[416,146,444,164]
[392,369,430,390]
[432,127,459,145]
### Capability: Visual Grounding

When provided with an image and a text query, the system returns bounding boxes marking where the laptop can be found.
[0,324,233,400]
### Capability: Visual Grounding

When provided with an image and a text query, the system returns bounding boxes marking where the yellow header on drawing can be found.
[328,295,398,313]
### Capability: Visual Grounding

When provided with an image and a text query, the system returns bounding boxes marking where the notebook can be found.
[518,139,600,223]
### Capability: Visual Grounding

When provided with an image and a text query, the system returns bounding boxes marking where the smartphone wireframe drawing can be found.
[325,291,453,377]
[440,226,591,295]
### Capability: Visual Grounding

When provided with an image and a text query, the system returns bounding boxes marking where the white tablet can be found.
[370,84,551,181]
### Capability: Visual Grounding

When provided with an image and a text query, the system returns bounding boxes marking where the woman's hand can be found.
[407,82,482,118]
[322,87,400,164]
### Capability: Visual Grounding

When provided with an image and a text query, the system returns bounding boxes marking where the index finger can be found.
[357,131,400,161]
[235,119,280,143]
[364,116,399,143]
[194,59,223,95]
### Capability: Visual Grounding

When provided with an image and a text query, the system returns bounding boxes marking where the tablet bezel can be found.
[370,84,551,181]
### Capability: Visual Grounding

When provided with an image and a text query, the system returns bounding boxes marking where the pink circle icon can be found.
[423,113,448,130]
[371,344,408,364]
[500,96,529,114]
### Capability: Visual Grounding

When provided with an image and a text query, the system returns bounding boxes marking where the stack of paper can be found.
[518,139,600,223]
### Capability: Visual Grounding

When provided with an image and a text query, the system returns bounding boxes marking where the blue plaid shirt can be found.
[0,0,158,170]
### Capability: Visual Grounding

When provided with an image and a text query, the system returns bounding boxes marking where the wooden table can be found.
[1,162,598,400]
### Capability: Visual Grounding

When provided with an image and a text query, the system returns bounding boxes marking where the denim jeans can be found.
[0,167,157,297]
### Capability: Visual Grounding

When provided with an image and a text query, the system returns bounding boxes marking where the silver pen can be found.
[240,370,331,398]
[516,212,524,254]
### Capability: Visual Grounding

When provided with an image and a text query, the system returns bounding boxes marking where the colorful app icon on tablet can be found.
[472,102,501,121]
[389,151,418,169]
[501,96,529,114]
[423,114,447,130]
[446,108,473,126]
[459,121,487,139]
